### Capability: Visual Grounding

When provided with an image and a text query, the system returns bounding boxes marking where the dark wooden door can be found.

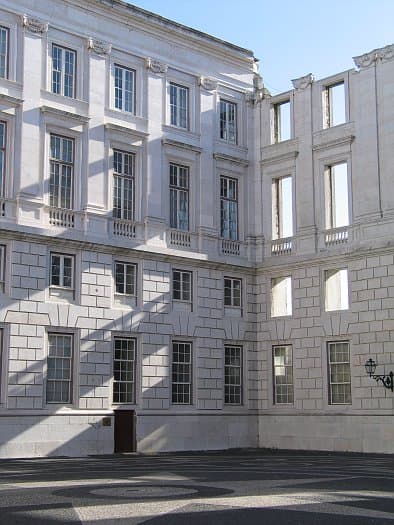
[114,410,136,453]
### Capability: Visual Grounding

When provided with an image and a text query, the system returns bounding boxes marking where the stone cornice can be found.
[40,106,89,123]
[104,122,149,140]
[312,134,355,152]
[213,152,248,167]
[162,138,202,153]
[0,93,23,107]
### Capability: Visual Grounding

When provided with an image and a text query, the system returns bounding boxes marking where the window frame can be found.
[224,344,243,405]
[327,341,352,405]
[172,269,192,304]
[171,340,192,405]
[0,25,9,80]
[219,98,237,144]
[51,43,77,99]
[114,261,137,297]
[220,175,239,240]
[272,175,294,240]
[273,345,294,405]
[112,148,135,221]
[323,81,346,128]
[112,336,137,405]
[224,277,242,309]
[50,252,74,290]
[45,332,74,405]
[324,268,349,312]
[324,161,350,230]
[272,99,291,143]
[49,133,74,210]
[271,276,292,318]
[113,63,136,114]
[169,82,189,130]
[169,162,189,231]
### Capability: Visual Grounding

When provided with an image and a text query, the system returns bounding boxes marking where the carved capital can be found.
[145,58,168,74]
[198,76,217,91]
[22,14,48,35]
[378,44,394,62]
[292,73,314,90]
[353,50,377,69]
[87,38,112,56]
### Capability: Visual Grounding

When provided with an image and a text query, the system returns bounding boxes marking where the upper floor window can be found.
[272,176,293,240]
[220,99,237,144]
[0,121,6,197]
[52,44,76,98]
[49,134,74,210]
[170,163,189,231]
[115,262,136,297]
[46,333,73,404]
[324,82,345,128]
[113,150,135,221]
[0,245,5,293]
[50,253,74,290]
[114,64,135,113]
[170,83,188,129]
[224,277,241,308]
[220,176,238,240]
[173,269,192,303]
[113,337,136,404]
[325,162,349,230]
[172,341,192,404]
[325,268,349,312]
[0,26,9,79]
[273,100,291,143]
[224,345,242,405]
[271,276,292,317]
[328,341,351,405]
[273,345,294,404]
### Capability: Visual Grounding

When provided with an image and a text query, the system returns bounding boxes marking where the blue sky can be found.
[127,0,394,94]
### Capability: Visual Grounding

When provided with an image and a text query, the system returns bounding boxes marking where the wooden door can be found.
[114,410,136,453]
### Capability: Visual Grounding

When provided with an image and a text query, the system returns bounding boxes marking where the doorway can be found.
[114,410,136,453]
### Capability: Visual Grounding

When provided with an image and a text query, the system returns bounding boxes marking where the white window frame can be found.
[50,252,74,290]
[325,268,349,312]
[272,175,293,240]
[46,332,74,404]
[49,133,74,210]
[169,82,189,129]
[219,98,237,144]
[271,276,292,318]
[0,26,9,80]
[113,63,136,114]
[51,43,76,99]
[324,162,350,230]
[112,149,135,221]
[172,340,192,405]
[0,244,5,293]
[0,120,6,198]
[224,345,243,405]
[169,163,189,231]
[224,277,242,308]
[220,175,239,240]
[112,336,136,405]
[172,269,192,303]
[273,345,294,404]
[328,341,352,405]
[114,261,136,297]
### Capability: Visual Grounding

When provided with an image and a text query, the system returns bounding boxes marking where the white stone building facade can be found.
[0,0,393,457]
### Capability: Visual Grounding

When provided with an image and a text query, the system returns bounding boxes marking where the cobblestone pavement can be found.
[0,450,393,524]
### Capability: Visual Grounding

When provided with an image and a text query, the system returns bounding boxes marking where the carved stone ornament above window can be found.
[292,73,314,90]
[145,58,168,74]
[198,76,217,91]
[22,14,48,34]
[353,50,377,69]
[87,38,112,56]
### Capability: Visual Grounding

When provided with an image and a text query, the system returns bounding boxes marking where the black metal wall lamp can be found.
[365,358,394,392]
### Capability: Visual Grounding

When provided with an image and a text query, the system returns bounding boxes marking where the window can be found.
[273,100,291,143]
[173,270,192,302]
[328,341,351,404]
[49,134,74,210]
[51,44,76,98]
[0,245,5,293]
[325,162,349,230]
[325,269,349,311]
[170,83,188,129]
[0,121,5,197]
[324,82,345,128]
[271,276,292,317]
[113,337,136,404]
[0,26,8,79]
[50,253,74,289]
[272,176,293,240]
[219,99,237,144]
[170,163,189,231]
[115,262,136,296]
[114,64,135,113]
[113,150,135,220]
[273,345,294,404]
[224,277,241,308]
[46,333,73,403]
[224,345,242,405]
[220,176,238,240]
[172,341,192,404]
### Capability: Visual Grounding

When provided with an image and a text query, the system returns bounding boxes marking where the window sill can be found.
[40,90,89,117]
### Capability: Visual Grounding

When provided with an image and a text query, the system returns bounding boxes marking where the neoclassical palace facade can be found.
[0,0,393,457]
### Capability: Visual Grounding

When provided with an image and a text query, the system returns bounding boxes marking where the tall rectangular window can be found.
[170,163,189,231]
[113,337,136,404]
[113,150,135,220]
[0,245,5,293]
[115,262,136,296]
[49,134,74,210]
[325,269,349,311]
[224,345,242,405]
[46,333,73,403]
[170,83,188,129]
[0,121,6,197]
[328,341,351,404]
[273,345,294,404]
[52,44,76,98]
[271,276,292,317]
[220,176,238,240]
[273,100,291,143]
[220,99,237,144]
[173,270,192,302]
[325,162,349,230]
[50,253,74,289]
[324,82,346,128]
[172,341,192,404]
[224,277,241,308]
[0,26,8,79]
[272,176,293,239]
[114,64,135,113]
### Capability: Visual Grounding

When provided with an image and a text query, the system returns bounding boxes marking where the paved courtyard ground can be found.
[0,450,393,524]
